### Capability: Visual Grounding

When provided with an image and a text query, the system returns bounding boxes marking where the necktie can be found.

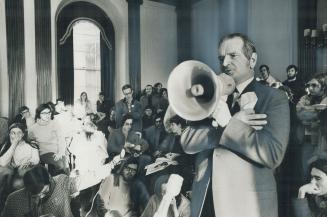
[230,89,240,115]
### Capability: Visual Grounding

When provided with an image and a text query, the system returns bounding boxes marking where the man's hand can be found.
[234,109,267,130]
[211,99,231,127]
[298,183,319,199]
[124,142,135,149]
[133,144,142,152]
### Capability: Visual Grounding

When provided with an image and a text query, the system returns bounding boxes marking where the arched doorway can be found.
[56,1,115,105]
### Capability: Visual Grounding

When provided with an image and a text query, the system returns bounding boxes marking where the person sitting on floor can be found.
[294,156,327,217]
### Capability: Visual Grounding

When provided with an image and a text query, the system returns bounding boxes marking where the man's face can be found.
[123,88,133,101]
[155,84,162,92]
[310,167,327,196]
[218,37,254,85]
[287,67,297,79]
[306,79,323,96]
[260,67,269,80]
[155,118,162,128]
[99,94,104,101]
[145,86,153,95]
[170,122,181,135]
[122,118,133,134]
[144,109,152,117]
[122,163,137,181]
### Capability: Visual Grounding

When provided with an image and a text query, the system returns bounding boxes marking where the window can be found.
[73,20,101,104]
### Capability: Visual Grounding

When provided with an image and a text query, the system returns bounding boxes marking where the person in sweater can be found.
[28,104,67,175]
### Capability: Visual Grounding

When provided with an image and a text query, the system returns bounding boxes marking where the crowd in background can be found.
[0,65,326,217]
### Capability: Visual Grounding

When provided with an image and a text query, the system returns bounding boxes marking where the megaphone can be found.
[167,60,235,121]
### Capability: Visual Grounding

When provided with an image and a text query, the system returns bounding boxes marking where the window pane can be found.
[73,20,101,106]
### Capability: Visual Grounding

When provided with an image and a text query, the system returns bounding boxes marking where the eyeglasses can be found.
[40,111,51,115]
[124,167,137,173]
[305,83,320,88]
[123,92,132,96]
[124,122,133,126]
[9,130,23,136]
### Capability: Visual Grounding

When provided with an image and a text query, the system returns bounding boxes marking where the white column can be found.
[24,0,37,115]
[0,0,9,117]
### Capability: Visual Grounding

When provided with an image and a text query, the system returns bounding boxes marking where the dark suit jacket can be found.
[114,99,142,131]
[107,128,149,155]
[143,126,175,155]
[181,80,290,217]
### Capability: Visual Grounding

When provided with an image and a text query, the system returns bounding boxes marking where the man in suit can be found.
[179,33,290,217]
[143,112,172,157]
[115,84,143,131]
[107,114,150,175]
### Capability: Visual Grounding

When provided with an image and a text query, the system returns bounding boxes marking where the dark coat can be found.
[115,99,143,131]
[107,128,149,155]
[143,126,173,155]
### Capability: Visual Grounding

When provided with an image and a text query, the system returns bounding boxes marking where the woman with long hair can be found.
[74,91,94,120]
[295,157,327,217]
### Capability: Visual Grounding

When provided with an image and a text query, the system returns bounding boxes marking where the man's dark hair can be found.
[23,165,50,195]
[154,83,162,88]
[311,72,327,95]
[99,91,105,96]
[121,113,134,126]
[259,65,269,72]
[309,159,327,175]
[18,106,29,114]
[170,115,186,128]
[286,64,298,73]
[218,33,256,60]
[155,111,164,120]
[122,84,132,92]
[56,98,64,103]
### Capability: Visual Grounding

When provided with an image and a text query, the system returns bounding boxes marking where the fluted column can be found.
[35,0,52,104]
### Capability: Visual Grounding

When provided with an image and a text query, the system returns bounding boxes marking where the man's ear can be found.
[250,52,257,69]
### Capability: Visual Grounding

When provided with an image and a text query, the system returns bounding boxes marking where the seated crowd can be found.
[0,68,327,217]
[0,82,191,217]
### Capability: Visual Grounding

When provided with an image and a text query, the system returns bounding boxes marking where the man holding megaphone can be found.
[166,33,290,217]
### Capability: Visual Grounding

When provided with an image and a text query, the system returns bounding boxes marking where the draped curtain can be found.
[5,0,25,120]
[57,2,115,105]
[101,36,115,104]
[57,30,74,105]
[35,0,52,104]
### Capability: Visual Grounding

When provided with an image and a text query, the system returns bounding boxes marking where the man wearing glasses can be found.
[115,84,143,131]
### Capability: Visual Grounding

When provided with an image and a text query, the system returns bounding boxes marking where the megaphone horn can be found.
[167,60,235,121]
